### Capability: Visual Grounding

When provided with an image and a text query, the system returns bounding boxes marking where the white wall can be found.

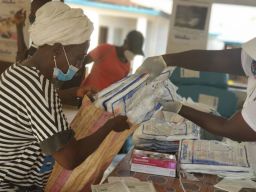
[209,4,256,43]
[207,35,225,50]
[98,15,137,45]
[145,17,170,56]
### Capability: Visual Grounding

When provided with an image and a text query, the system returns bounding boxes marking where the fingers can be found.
[76,87,85,98]
[135,66,146,75]
[114,115,128,121]
[16,9,23,14]
[15,9,25,17]
[14,9,26,26]
[86,90,96,102]
[105,115,130,132]
[146,74,157,82]
[127,121,133,128]
[76,86,98,102]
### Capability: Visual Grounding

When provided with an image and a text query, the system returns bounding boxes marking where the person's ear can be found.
[123,40,129,50]
[123,39,128,46]
[52,43,63,56]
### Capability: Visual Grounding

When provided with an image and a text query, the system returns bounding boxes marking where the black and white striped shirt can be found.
[0,64,74,190]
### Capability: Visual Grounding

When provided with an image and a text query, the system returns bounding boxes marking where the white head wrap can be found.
[30,1,93,46]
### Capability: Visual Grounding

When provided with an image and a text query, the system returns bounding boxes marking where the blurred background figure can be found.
[14,0,64,62]
[77,30,144,100]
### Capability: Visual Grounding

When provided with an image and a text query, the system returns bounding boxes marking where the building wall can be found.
[145,17,170,56]
[98,15,137,45]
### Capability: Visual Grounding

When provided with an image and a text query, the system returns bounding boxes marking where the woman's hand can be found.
[76,87,98,101]
[105,115,130,132]
[14,9,26,28]
[136,55,167,80]
[160,100,183,113]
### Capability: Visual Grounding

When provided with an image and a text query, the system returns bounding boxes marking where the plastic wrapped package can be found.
[94,73,149,112]
[132,98,223,153]
[126,79,181,124]
[179,139,255,179]
[95,67,179,124]
[133,113,200,142]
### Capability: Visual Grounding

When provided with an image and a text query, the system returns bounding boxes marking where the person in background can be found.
[136,40,256,142]
[0,2,130,191]
[14,0,64,62]
[77,30,144,99]
[77,31,144,154]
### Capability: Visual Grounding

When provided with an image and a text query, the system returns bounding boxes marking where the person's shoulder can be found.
[96,43,114,50]
[10,63,40,80]
[15,63,37,72]
[89,44,114,56]
[1,64,41,90]
[5,63,23,74]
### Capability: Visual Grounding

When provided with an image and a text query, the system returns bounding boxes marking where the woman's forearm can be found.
[179,105,256,141]
[16,25,28,61]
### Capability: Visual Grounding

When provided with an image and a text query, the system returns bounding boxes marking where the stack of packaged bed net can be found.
[179,139,255,179]
[46,67,229,191]
[46,68,180,191]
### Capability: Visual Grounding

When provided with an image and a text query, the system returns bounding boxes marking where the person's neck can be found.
[115,46,128,63]
[22,50,53,80]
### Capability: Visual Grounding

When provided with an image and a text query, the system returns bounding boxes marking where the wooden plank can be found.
[46,97,138,192]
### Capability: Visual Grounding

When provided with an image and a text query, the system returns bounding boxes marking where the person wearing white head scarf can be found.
[0,2,130,191]
[30,1,94,95]
[30,1,93,46]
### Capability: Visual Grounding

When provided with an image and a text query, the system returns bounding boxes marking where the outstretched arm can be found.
[163,48,245,76]
[179,105,256,142]
[136,48,245,79]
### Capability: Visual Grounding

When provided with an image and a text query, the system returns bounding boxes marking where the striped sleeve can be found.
[4,65,74,154]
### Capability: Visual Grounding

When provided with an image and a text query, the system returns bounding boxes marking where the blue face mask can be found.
[53,46,79,81]
[53,65,79,81]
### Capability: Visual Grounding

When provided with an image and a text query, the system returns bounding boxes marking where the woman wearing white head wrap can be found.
[0,2,129,191]
[30,1,94,102]
[30,1,93,46]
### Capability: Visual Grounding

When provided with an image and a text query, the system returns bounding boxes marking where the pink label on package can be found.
[132,156,176,169]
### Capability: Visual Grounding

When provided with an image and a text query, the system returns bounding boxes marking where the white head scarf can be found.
[30,1,93,46]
